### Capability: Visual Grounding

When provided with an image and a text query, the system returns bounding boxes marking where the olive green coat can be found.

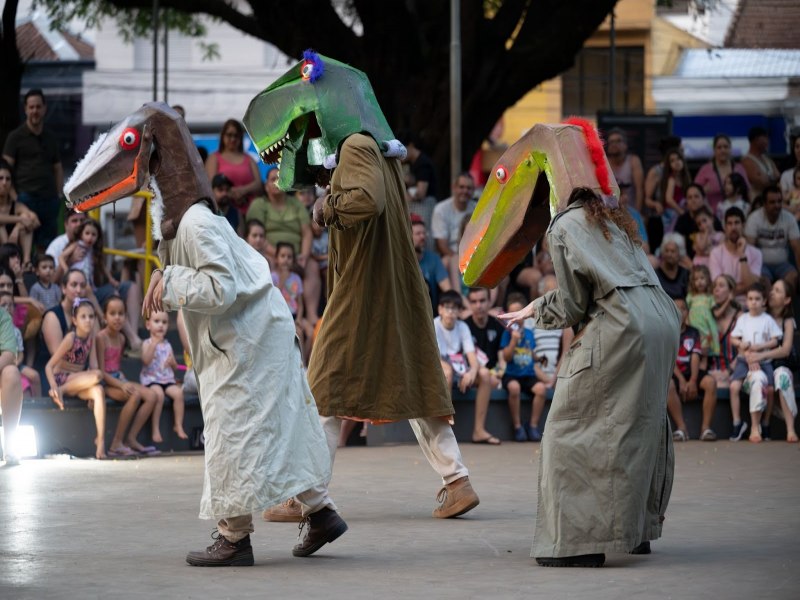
[308,134,453,421]
[531,200,680,558]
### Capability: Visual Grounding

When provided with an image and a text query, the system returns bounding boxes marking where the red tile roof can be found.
[15,21,94,62]
[725,0,800,49]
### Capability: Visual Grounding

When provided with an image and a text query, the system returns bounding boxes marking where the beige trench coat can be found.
[160,203,331,519]
[308,134,453,421]
[531,200,680,558]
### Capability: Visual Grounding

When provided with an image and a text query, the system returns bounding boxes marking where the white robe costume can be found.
[159,202,331,519]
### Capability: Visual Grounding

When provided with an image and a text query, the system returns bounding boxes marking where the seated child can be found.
[29,254,62,311]
[0,291,40,396]
[666,298,718,441]
[728,282,782,442]
[97,296,159,456]
[433,289,497,444]
[44,298,107,459]
[500,292,547,442]
[140,310,186,443]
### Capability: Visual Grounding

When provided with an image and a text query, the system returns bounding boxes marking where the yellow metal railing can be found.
[90,190,162,292]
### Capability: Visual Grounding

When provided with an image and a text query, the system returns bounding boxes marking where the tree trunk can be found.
[0,0,23,153]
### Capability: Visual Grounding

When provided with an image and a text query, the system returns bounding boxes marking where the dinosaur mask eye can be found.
[120,128,140,150]
[301,61,314,81]
[495,165,509,184]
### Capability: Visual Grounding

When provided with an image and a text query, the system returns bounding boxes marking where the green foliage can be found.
[33,0,208,43]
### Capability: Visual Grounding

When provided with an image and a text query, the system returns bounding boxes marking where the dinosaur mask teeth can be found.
[73,184,113,207]
[261,133,289,165]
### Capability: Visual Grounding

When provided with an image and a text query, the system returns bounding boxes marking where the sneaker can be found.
[513,427,527,442]
[263,497,303,522]
[292,507,348,557]
[432,475,480,518]
[185,530,254,567]
[760,422,771,441]
[700,429,717,442]
[524,424,542,442]
[729,421,748,441]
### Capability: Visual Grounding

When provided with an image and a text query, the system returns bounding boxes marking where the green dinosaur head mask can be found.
[243,51,396,191]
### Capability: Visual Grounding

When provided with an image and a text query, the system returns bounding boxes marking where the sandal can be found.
[472,435,501,445]
[672,429,688,442]
[700,429,717,441]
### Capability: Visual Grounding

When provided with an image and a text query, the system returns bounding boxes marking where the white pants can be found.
[744,370,768,413]
[304,415,469,500]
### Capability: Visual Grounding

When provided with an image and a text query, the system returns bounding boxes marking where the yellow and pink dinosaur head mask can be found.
[459,121,619,288]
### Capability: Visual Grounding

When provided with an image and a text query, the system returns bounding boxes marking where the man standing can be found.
[401,132,439,201]
[741,126,780,199]
[3,90,63,249]
[744,185,800,288]
[710,207,763,305]
[605,128,644,212]
[432,173,477,290]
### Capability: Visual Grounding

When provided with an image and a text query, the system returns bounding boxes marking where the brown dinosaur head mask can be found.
[63,102,216,240]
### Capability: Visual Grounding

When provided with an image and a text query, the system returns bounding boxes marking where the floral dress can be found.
[687,293,720,356]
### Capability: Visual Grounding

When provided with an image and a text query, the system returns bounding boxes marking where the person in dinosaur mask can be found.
[63,102,347,567]
[244,51,480,522]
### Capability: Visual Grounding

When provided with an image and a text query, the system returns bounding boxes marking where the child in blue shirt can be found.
[500,293,548,442]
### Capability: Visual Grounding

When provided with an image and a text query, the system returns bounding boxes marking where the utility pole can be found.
[450,0,462,180]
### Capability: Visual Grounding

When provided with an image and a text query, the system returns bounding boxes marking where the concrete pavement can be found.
[1,440,798,599]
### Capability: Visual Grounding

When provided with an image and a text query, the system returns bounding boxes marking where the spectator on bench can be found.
[709,207,762,306]
[97,296,159,456]
[464,287,505,381]
[29,254,61,311]
[527,274,573,402]
[44,298,106,459]
[708,274,741,389]
[0,306,23,465]
[667,298,718,442]
[728,282,782,442]
[36,269,87,387]
[500,292,547,442]
[140,310,186,444]
[414,214,451,316]
[0,292,40,396]
[743,279,798,443]
[744,184,800,288]
[433,289,497,445]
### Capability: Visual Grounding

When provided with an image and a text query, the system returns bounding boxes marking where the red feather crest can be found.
[563,117,612,195]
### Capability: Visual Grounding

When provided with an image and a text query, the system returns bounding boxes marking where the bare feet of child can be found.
[152,430,163,444]
[125,439,147,452]
[174,426,189,440]
[49,389,64,410]
[787,433,798,443]
[95,439,107,460]
[749,431,762,443]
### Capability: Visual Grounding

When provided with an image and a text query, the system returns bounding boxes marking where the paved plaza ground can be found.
[1,440,798,599]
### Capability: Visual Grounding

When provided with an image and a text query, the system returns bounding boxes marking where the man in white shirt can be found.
[45,210,87,281]
[744,185,800,288]
[432,173,477,290]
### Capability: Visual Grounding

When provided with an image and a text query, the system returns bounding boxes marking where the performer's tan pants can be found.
[217,485,335,543]
[217,416,467,542]
[306,415,469,496]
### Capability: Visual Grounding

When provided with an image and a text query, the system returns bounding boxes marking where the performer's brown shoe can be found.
[292,507,348,557]
[263,497,304,522]
[185,531,254,567]
[432,475,480,518]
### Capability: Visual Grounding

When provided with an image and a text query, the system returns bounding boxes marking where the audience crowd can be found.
[1,91,799,462]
